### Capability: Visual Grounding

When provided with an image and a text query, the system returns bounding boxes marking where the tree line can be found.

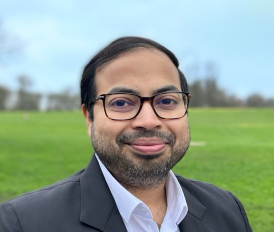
[0,76,273,111]
[0,76,80,111]
[188,78,274,107]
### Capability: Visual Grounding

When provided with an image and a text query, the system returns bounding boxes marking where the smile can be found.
[127,138,167,154]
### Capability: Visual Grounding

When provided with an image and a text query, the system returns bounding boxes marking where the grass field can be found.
[0,108,273,231]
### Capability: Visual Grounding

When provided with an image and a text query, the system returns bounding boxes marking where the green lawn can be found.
[0,108,273,231]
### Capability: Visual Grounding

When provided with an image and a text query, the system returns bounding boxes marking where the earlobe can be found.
[82,104,92,137]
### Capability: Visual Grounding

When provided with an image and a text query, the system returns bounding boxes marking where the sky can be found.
[0,0,273,99]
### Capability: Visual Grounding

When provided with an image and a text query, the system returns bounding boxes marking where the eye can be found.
[109,99,133,107]
[154,95,178,110]
[155,97,178,106]
[160,99,175,105]
[106,97,137,113]
[113,100,129,107]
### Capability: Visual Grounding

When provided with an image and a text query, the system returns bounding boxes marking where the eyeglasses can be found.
[91,92,190,121]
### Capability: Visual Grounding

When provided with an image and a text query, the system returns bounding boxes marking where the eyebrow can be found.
[152,85,181,95]
[108,87,140,95]
[107,85,181,96]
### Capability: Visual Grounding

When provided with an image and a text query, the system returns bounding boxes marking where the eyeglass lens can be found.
[104,93,187,120]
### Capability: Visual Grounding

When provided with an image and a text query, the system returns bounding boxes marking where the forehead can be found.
[95,49,181,96]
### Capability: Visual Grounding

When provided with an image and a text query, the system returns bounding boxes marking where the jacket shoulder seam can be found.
[227,191,251,232]
[9,180,80,202]
[7,201,24,232]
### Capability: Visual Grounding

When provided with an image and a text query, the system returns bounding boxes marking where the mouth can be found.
[126,138,168,154]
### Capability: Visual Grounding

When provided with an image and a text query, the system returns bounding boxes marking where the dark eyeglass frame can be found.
[91,91,191,121]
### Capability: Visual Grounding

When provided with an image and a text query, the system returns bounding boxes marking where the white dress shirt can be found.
[96,154,188,232]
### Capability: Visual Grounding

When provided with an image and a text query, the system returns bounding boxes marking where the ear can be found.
[82,104,92,137]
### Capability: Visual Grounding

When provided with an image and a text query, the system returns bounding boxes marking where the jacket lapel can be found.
[178,178,216,232]
[79,156,216,232]
[79,155,127,232]
[179,213,215,232]
[104,207,128,232]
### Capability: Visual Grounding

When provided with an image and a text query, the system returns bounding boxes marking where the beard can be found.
[91,124,190,190]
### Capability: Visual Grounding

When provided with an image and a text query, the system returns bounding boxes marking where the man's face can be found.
[83,49,190,189]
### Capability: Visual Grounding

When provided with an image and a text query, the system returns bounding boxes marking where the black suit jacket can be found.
[0,156,252,232]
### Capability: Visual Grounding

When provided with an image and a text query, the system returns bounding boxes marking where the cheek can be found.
[167,118,189,141]
[93,117,129,143]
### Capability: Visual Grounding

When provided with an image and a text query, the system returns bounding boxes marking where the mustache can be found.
[116,131,175,146]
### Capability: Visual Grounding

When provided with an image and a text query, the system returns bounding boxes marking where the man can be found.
[0,37,252,232]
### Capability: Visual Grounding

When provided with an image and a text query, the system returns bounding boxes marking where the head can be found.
[81,36,190,189]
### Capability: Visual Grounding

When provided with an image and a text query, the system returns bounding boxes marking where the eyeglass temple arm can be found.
[91,95,105,103]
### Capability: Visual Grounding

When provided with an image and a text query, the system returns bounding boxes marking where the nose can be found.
[131,101,162,131]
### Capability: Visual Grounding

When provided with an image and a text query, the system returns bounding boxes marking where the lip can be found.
[127,138,167,154]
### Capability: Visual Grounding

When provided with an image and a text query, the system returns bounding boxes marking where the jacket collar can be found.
[79,155,214,232]
[79,155,127,232]
[179,187,215,232]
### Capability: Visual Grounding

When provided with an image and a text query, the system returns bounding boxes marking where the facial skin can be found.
[83,49,190,189]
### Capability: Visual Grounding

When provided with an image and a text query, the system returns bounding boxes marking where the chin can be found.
[132,152,163,160]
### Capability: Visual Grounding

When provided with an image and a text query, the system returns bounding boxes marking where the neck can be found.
[122,181,168,226]
[125,181,166,204]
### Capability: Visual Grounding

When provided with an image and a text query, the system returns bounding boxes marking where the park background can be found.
[0,1,273,231]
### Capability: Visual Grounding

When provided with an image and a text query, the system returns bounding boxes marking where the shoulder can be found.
[176,174,234,198]
[175,174,252,231]
[10,169,83,204]
[0,169,85,232]
[175,174,243,209]
[0,169,84,218]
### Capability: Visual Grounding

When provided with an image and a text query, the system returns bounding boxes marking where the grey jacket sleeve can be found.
[227,192,253,232]
[0,202,23,232]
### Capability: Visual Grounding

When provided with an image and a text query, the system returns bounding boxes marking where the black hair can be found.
[81,36,188,120]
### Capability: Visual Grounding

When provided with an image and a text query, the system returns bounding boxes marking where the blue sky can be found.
[0,0,273,98]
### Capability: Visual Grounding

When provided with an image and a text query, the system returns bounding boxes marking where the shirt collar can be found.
[95,154,188,225]
[166,171,188,224]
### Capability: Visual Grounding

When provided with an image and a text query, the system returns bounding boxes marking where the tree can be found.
[15,76,41,111]
[18,75,32,90]
[46,89,80,111]
[204,78,225,106]
[225,95,244,107]
[0,19,24,110]
[265,98,274,107]
[246,94,265,107]
[0,85,10,110]
[186,61,251,107]
[16,91,41,110]
[188,80,205,107]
